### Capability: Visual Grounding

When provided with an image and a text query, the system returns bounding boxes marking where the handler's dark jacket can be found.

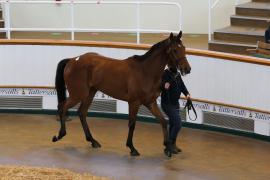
[161,69,189,106]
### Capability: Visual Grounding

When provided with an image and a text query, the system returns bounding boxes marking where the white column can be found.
[254,121,270,136]
[186,109,203,124]
[43,96,57,110]
[117,100,128,114]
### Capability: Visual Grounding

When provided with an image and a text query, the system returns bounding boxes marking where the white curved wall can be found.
[0,43,270,136]
[0,44,269,112]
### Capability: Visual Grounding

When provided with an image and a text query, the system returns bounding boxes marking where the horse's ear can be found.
[169,32,174,41]
[177,31,182,39]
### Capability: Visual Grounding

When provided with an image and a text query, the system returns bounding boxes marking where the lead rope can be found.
[184,98,197,121]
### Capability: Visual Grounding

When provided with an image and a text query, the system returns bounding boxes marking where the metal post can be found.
[70,0,75,40]
[179,4,182,31]
[208,0,211,42]
[136,1,140,44]
[5,0,11,39]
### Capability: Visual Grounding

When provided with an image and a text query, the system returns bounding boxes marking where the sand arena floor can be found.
[0,113,269,180]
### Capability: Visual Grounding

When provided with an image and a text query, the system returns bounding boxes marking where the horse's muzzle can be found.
[186,67,191,74]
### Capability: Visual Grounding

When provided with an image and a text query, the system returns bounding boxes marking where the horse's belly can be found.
[91,66,129,101]
[96,82,129,102]
[99,89,128,101]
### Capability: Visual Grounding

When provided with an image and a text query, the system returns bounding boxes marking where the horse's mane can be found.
[133,38,168,61]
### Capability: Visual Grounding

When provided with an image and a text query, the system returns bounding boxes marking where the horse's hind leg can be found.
[52,97,79,142]
[126,101,140,156]
[146,102,172,157]
[78,88,101,148]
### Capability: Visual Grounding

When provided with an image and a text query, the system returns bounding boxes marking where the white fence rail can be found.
[0,0,182,44]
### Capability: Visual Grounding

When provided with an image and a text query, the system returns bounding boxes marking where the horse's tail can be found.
[55,58,70,106]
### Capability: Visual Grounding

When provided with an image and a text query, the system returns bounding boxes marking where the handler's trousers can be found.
[161,103,182,143]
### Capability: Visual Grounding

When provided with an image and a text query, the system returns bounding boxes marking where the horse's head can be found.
[166,31,191,76]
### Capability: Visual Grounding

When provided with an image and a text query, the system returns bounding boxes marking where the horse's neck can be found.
[142,50,168,79]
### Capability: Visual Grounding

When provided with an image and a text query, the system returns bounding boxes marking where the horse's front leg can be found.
[146,102,172,157]
[126,101,140,156]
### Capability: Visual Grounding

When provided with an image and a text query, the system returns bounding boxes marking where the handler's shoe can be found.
[172,144,182,154]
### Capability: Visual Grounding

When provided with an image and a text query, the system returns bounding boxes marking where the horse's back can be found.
[65,52,135,101]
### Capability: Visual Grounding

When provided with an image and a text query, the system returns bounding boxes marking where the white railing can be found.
[0,0,182,44]
[208,0,247,41]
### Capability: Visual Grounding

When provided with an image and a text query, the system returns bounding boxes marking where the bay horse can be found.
[52,31,191,157]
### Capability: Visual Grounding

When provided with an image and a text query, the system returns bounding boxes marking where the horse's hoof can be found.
[164,148,172,158]
[52,136,58,142]
[91,141,101,148]
[130,149,140,156]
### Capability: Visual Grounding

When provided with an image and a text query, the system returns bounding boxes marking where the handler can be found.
[161,65,190,154]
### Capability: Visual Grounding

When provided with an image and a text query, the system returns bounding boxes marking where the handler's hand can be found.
[186,94,191,100]
[164,82,170,90]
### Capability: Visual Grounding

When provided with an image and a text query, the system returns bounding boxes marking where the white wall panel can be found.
[0,45,145,86]
[183,55,270,111]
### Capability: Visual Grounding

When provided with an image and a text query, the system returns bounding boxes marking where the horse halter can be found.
[178,56,187,62]
[166,42,186,67]
[167,51,187,73]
